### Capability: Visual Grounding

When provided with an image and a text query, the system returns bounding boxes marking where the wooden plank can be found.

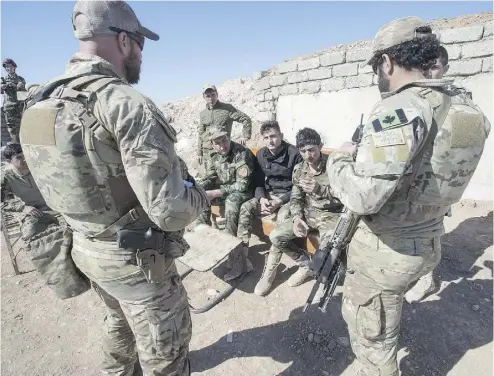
[180,224,242,272]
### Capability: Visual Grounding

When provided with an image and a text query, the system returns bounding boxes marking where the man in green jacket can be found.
[197,84,252,170]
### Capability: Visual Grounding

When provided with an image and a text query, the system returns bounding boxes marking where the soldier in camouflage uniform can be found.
[254,128,343,296]
[1,58,26,144]
[237,120,302,250]
[1,143,62,240]
[19,2,208,375]
[196,127,255,281]
[326,17,490,375]
[197,84,252,170]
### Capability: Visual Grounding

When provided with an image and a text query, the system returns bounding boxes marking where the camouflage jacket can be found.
[290,153,343,222]
[198,101,252,155]
[1,164,50,212]
[1,73,26,107]
[327,79,490,238]
[20,53,208,237]
[200,141,255,197]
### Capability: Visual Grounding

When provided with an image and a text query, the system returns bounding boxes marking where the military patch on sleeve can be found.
[372,109,409,132]
[372,128,405,147]
[238,166,248,177]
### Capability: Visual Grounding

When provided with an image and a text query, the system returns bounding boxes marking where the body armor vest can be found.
[364,80,489,237]
[20,73,149,238]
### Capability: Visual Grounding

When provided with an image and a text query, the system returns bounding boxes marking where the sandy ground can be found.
[1,199,492,376]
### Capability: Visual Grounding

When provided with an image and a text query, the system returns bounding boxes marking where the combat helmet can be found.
[2,58,17,68]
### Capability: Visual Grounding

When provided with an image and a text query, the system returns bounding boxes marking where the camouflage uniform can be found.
[19,4,208,373]
[269,153,343,261]
[327,77,490,375]
[198,101,252,170]
[1,73,26,143]
[196,140,255,237]
[0,164,62,240]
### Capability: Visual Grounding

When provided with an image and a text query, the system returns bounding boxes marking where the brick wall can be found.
[252,20,493,122]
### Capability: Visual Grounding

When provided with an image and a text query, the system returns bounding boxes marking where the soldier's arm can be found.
[289,164,306,219]
[1,173,25,212]
[327,105,426,215]
[199,155,219,190]
[197,114,206,156]
[278,151,304,204]
[96,88,208,232]
[220,150,254,196]
[229,105,252,140]
[253,151,266,199]
[17,76,26,91]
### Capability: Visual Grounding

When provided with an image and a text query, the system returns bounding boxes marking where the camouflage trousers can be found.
[340,232,441,376]
[269,212,339,260]
[20,210,64,241]
[3,105,22,143]
[237,193,291,245]
[196,191,252,237]
[71,234,191,376]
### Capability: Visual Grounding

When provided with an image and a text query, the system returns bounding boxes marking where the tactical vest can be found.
[20,73,147,239]
[397,81,488,205]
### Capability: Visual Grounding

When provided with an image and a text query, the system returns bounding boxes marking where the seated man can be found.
[237,120,302,248]
[254,128,343,296]
[1,143,63,240]
[196,127,255,281]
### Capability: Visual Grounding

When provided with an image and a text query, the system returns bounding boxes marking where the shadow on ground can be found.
[191,212,493,376]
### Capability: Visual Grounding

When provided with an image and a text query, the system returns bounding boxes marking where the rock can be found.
[314,334,322,344]
[327,339,337,350]
[472,304,480,311]
[227,330,233,343]
[322,371,330,376]
[308,333,314,342]
[337,336,350,347]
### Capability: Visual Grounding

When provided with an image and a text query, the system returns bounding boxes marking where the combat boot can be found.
[287,254,314,287]
[405,272,436,304]
[224,245,252,281]
[254,251,282,296]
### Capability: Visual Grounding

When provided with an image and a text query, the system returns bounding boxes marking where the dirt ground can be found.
[1,199,492,376]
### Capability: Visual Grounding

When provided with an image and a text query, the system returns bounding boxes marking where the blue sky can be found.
[1,1,492,103]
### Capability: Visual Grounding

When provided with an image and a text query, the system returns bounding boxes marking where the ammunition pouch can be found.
[25,224,91,299]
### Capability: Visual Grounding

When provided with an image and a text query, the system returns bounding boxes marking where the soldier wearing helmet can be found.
[1,58,26,144]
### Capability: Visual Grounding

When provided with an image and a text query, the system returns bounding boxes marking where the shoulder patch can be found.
[372,109,409,132]
[238,166,248,177]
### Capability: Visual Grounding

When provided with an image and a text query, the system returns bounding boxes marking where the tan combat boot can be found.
[287,254,314,287]
[405,271,436,304]
[254,251,282,296]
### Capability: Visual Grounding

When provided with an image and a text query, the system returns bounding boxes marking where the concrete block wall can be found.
[252,21,493,123]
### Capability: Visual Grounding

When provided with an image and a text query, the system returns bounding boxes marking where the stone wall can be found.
[254,21,493,123]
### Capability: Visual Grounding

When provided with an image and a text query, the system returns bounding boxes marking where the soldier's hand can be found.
[299,178,320,194]
[0,84,6,91]
[205,189,222,202]
[269,197,283,211]
[292,216,309,237]
[238,137,248,146]
[260,197,271,214]
[23,206,44,218]
[339,142,357,155]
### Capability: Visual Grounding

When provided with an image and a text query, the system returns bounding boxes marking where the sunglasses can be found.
[109,27,145,51]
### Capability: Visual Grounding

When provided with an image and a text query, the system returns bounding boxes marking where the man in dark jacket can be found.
[237,120,302,248]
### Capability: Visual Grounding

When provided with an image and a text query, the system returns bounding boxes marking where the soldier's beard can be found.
[377,66,390,93]
[124,51,141,84]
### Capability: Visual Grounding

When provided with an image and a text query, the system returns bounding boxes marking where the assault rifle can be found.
[303,113,365,313]
[303,208,361,313]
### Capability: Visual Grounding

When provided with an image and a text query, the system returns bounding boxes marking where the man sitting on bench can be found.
[237,120,302,251]
[1,143,63,240]
[254,128,343,296]
[195,127,255,281]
